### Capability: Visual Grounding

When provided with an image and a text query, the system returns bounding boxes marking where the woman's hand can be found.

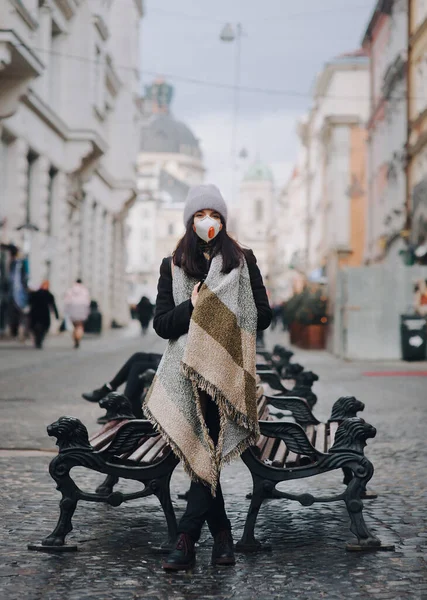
[191,283,200,307]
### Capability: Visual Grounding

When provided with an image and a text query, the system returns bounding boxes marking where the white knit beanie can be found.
[183,184,228,226]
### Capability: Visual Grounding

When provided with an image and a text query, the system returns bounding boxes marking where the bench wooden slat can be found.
[305,424,315,444]
[90,420,122,444]
[328,422,339,450]
[260,436,276,463]
[272,441,287,468]
[126,435,159,461]
[140,437,168,464]
[257,397,268,418]
[314,423,326,454]
[91,421,129,451]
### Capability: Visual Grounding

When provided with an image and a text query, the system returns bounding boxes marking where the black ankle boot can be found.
[212,530,235,566]
[162,533,196,571]
[82,384,114,403]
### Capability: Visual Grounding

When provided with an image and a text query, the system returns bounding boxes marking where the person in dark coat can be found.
[28,280,59,349]
[81,351,162,421]
[147,184,272,572]
[136,295,154,334]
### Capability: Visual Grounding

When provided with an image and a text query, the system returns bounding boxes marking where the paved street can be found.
[1,326,426,599]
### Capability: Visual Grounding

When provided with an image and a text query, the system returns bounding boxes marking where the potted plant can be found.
[284,285,328,349]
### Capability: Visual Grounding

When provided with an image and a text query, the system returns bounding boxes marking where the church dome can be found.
[140,113,202,159]
[243,161,274,183]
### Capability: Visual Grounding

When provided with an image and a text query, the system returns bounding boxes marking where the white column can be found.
[8,138,28,244]
[102,211,113,327]
[91,202,102,304]
[81,194,93,289]
[49,171,68,312]
[30,155,50,286]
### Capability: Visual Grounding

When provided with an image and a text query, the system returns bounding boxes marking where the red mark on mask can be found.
[208,226,215,239]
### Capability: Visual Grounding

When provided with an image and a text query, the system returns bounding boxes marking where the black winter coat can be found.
[153,249,272,340]
[28,289,59,330]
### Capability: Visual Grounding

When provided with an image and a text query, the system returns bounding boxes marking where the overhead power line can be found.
[14,43,420,103]
[146,3,374,25]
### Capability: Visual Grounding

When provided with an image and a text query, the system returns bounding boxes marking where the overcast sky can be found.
[141,0,376,203]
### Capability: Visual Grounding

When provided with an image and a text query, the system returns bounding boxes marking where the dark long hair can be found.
[173,216,244,278]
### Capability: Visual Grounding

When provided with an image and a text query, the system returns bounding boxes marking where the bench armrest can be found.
[258,420,321,460]
[264,395,319,426]
[100,420,157,458]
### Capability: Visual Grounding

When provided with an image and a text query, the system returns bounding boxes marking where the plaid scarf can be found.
[144,254,259,494]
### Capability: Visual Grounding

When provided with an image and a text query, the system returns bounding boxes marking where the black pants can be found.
[178,396,231,542]
[32,323,48,348]
[8,301,23,337]
[110,352,161,417]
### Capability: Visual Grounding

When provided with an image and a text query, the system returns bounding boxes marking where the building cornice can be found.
[10,0,39,30]
[23,88,68,139]
[96,164,136,194]
[54,0,78,20]
[0,29,44,74]
[320,115,362,143]
[313,59,368,101]
[362,0,393,46]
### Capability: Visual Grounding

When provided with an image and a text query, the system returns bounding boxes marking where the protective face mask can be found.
[194,215,221,243]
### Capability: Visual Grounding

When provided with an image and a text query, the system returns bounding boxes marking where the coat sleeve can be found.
[50,293,59,320]
[153,257,194,340]
[244,249,272,331]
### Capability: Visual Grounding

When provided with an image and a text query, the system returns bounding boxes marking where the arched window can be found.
[255,198,263,221]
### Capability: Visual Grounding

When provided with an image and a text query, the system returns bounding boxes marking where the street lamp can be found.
[219,23,242,203]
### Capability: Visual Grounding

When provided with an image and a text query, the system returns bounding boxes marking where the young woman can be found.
[143,184,272,571]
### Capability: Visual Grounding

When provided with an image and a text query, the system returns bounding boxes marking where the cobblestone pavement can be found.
[1,327,426,599]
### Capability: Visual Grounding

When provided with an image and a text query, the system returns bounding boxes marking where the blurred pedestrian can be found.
[270,303,283,330]
[136,295,154,335]
[64,279,90,349]
[28,280,59,349]
[145,184,271,571]
[7,245,29,339]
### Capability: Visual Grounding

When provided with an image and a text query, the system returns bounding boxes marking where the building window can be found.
[168,223,174,236]
[26,150,38,224]
[255,198,263,221]
[46,166,58,236]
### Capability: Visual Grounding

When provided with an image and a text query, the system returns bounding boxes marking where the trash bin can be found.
[84,300,102,334]
[400,314,427,361]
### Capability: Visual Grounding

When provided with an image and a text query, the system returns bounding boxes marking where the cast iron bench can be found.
[28,392,179,553]
[236,412,393,553]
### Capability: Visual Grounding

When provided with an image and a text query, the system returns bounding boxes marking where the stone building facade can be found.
[0,0,143,327]
[408,0,427,249]
[362,0,408,264]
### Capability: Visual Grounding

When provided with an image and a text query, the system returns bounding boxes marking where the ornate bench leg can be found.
[344,460,394,552]
[150,473,177,552]
[96,475,119,495]
[28,456,79,552]
[235,475,271,553]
